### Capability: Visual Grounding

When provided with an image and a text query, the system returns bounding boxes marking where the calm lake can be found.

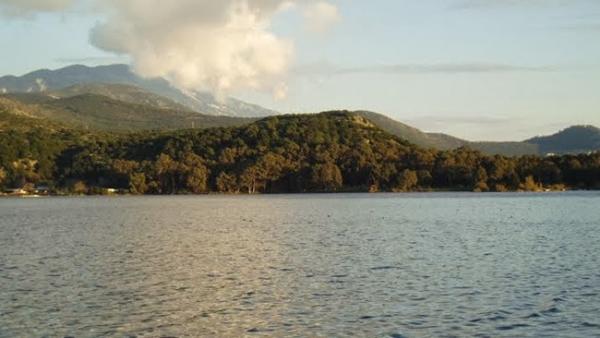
[1,193,599,337]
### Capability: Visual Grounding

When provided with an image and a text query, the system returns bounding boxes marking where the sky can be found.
[0,0,599,141]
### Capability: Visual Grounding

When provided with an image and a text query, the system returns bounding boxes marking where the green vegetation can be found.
[3,64,599,156]
[1,109,599,195]
[0,93,547,157]
[1,93,255,132]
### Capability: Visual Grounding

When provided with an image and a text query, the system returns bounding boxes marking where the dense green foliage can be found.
[0,110,100,191]
[1,110,599,194]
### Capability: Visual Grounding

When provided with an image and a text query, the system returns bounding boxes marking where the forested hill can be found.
[3,81,598,156]
[0,93,544,156]
[526,125,600,155]
[2,65,599,156]
[1,110,599,194]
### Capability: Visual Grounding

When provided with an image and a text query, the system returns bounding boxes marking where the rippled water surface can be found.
[1,193,600,337]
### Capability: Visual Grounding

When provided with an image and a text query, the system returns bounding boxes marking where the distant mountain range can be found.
[0,64,275,118]
[0,92,253,132]
[360,111,600,156]
[525,125,600,155]
[1,64,598,156]
[354,111,539,156]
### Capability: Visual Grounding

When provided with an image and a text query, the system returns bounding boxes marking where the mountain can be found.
[0,94,538,155]
[2,110,599,194]
[468,141,538,157]
[0,89,567,156]
[51,83,192,111]
[0,93,255,132]
[354,111,464,150]
[0,64,277,117]
[525,125,600,155]
[0,97,71,133]
[354,111,538,156]
[1,65,596,155]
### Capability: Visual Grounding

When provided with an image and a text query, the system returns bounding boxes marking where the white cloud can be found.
[90,1,295,98]
[303,1,341,33]
[273,82,289,100]
[1,0,341,99]
[90,0,340,98]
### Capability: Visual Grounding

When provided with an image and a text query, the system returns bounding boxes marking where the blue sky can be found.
[1,0,599,141]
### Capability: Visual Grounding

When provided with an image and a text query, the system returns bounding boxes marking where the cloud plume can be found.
[303,1,341,33]
[90,0,339,98]
[2,0,340,98]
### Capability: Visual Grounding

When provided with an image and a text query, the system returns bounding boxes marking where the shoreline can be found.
[2,189,592,198]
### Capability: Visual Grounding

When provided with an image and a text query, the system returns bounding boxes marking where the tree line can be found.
[1,111,599,194]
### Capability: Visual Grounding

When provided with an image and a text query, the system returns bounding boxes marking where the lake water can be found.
[1,193,599,337]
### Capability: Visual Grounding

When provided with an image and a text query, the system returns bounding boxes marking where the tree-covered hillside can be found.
[1,110,598,194]
[0,109,102,190]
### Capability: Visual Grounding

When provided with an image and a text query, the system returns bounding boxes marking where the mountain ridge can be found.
[354,111,539,156]
[0,92,255,132]
[526,125,600,155]
[2,110,599,195]
[2,89,598,155]
[0,64,277,118]
[1,64,599,155]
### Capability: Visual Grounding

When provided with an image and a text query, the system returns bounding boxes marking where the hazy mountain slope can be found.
[469,142,538,157]
[424,133,469,150]
[0,95,43,118]
[52,83,192,111]
[1,93,256,132]
[354,111,464,150]
[0,98,61,131]
[0,64,133,92]
[2,92,64,106]
[526,125,600,154]
[0,64,277,117]
[2,73,592,156]
[354,111,538,156]
[3,98,527,154]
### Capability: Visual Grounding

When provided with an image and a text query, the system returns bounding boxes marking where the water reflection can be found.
[1,193,600,337]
